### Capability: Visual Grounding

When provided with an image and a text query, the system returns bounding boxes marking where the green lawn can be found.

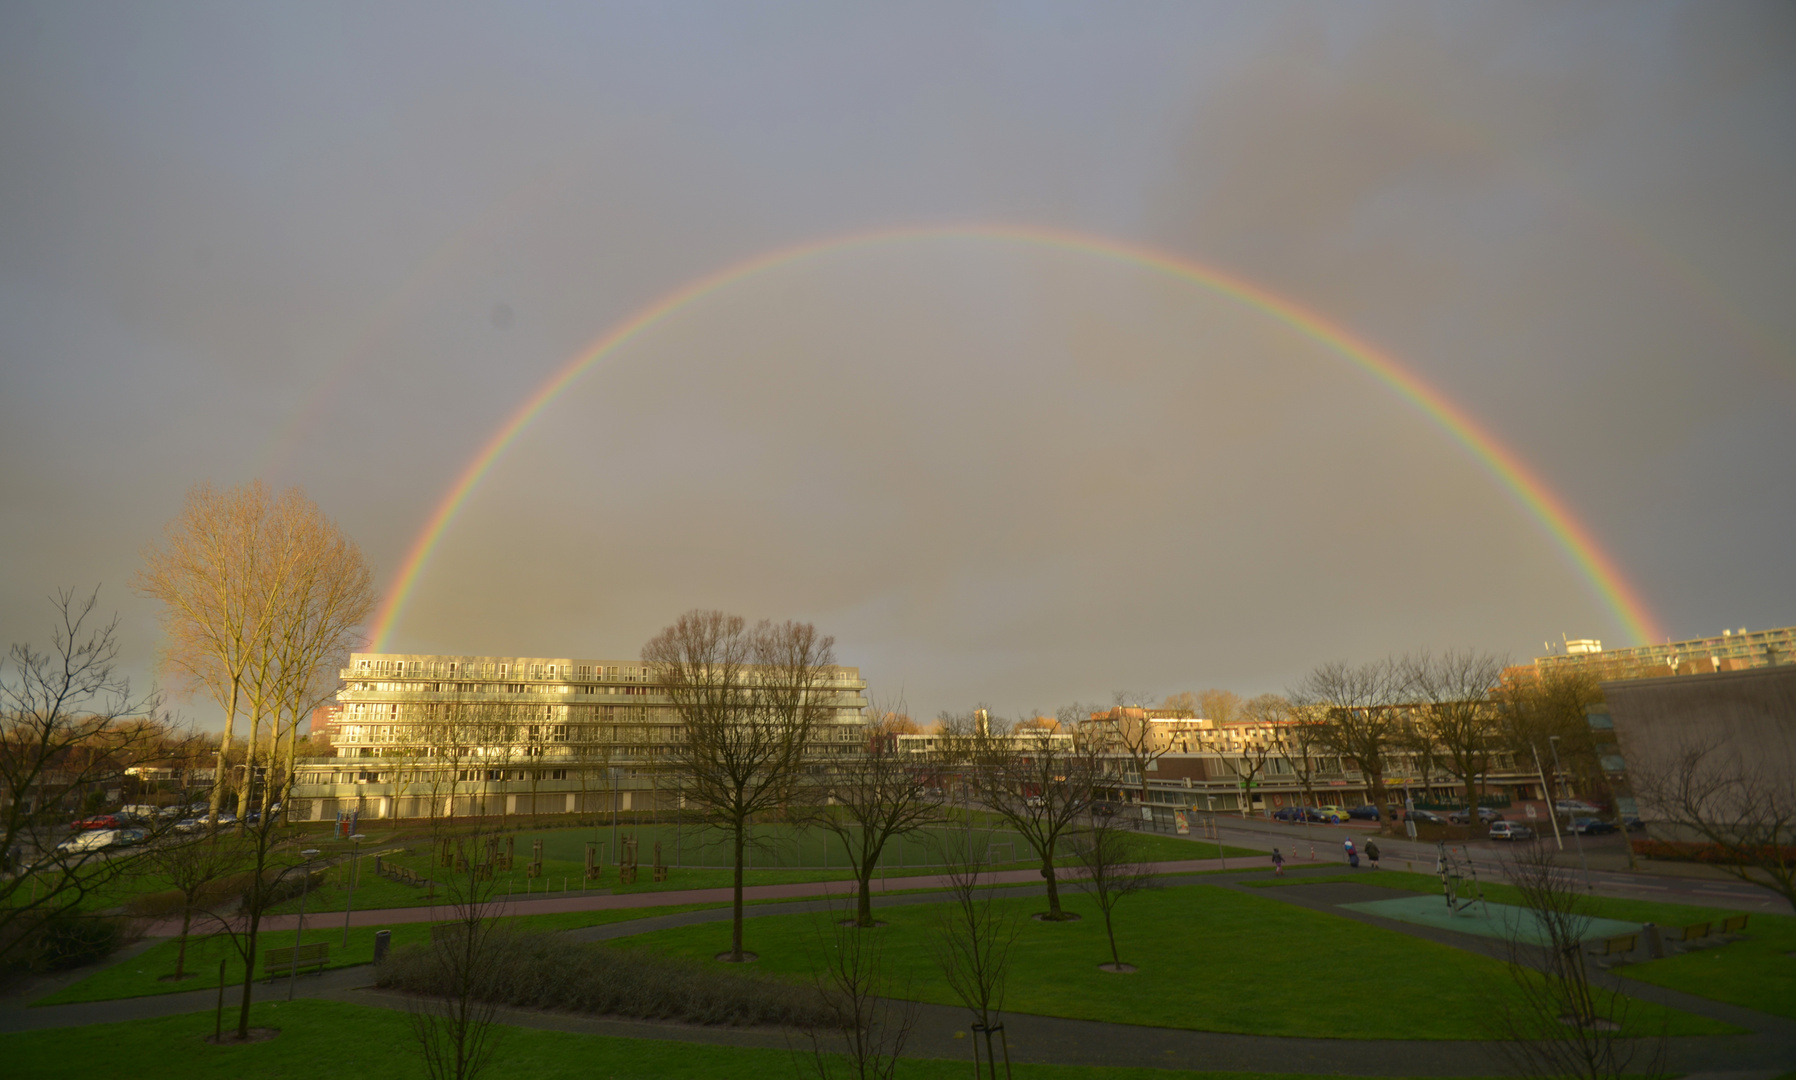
[606,883,1731,1040]
[1619,913,1796,1019]
[34,902,726,1006]
[267,824,1262,915]
[0,998,1463,1080]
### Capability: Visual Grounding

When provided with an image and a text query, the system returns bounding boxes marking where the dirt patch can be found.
[1030,912,1083,922]
[714,951,759,963]
[1097,962,1137,974]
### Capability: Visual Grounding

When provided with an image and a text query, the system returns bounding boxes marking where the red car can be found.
[72,814,122,831]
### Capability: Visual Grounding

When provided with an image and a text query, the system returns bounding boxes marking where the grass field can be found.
[266,824,1263,915]
[1246,869,1747,926]
[33,902,726,1006]
[605,882,1733,1040]
[0,999,1482,1080]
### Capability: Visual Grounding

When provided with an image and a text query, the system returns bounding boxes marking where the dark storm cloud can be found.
[1,2,1791,725]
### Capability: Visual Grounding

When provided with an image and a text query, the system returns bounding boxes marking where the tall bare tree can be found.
[1097,692,1168,806]
[644,611,839,962]
[138,482,374,826]
[0,588,178,968]
[1632,737,1796,913]
[806,698,942,927]
[930,834,1019,1080]
[965,706,1104,920]
[1403,649,1508,821]
[405,826,508,1080]
[1296,658,1403,832]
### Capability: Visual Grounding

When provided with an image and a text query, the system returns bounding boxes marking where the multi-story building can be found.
[288,652,868,822]
[1534,625,1796,682]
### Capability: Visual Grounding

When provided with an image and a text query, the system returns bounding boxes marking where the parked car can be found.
[1271,807,1305,823]
[1570,817,1618,835]
[1489,821,1534,841]
[55,828,145,854]
[1092,801,1120,817]
[1347,805,1381,821]
[1624,816,1646,832]
[71,814,122,831]
[1448,807,1505,825]
[1315,808,1350,824]
[1405,809,1449,826]
[1555,800,1602,816]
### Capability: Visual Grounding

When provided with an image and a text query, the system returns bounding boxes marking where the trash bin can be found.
[373,929,391,965]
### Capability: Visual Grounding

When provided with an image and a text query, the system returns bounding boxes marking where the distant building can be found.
[287,652,867,822]
[1535,625,1796,682]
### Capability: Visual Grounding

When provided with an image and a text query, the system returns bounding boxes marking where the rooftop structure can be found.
[1534,625,1795,681]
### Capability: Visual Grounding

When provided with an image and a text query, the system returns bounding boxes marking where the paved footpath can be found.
[10,865,1793,1078]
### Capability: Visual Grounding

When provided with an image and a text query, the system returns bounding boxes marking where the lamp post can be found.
[342,833,365,945]
[1531,743,1565,851]
[1548,736,1592,891]
[1205,794,1226,869]
[289,848,320,1000]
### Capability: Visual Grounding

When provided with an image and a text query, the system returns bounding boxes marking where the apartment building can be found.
[1535,625,1795,681]
[288,652,868,822]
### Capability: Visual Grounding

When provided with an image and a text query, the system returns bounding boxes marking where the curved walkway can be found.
[13,867,1794,1078]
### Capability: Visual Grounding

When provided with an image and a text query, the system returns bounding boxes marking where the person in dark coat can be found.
[1365,839,1381,869]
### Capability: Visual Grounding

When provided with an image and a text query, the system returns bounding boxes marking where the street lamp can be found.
[289,848,321,999]
[342,833,366,945]
[1548,736,1592,892]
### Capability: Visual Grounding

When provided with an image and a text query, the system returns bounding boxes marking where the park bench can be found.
[1719,914,1749,935]
[264,941,329,981]
[1589,932,1638,958]
[1676,921,1711,943]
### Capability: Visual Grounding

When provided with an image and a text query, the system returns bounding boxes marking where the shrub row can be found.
[378,930,834,1029]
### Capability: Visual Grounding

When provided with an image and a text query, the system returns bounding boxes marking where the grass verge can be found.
[607,883,1733,1040]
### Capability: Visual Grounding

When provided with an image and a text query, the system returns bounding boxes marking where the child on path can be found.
[1272,848,1285,876]
[1365,839,1381,869]
[1344,838,1359,869]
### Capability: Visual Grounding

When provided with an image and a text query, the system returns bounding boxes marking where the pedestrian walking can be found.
[1344,838,1359,869]
[1272,848,1285,876]
[1365,839,1380,870]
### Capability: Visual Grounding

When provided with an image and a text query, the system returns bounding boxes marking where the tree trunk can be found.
[1041,854,1062,917]
[235,911,260,1038]
[174,905,193,979]
[730,818,746,961]
[1105,908,1121,966]
[209,682,240,825]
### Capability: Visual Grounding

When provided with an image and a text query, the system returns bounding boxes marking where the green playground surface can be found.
[1342,893,1643,945]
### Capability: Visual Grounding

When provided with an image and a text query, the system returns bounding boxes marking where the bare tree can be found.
[796,899,917,1080]
[406,826,508,1080]
[806,697,942,927]
[930,834,1019,1080]
[0,588,177,968]
[1489,843,1666,1079]
[1268,699,1328,816]
[1069,813,1155,971]
[644,611,839,962]
[193,805,312,1040]
[1296,659,1403,833]
[1404,649,1509,822]
[141,833,245,981]
[1098,692,1168,806]
[965,707,1104,920]
[138,482,374,827]
[1632,737,1796,912]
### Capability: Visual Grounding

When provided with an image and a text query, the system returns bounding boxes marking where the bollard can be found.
[373,929,391,965]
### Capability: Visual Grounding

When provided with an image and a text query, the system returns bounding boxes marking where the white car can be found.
[55,828,146,854]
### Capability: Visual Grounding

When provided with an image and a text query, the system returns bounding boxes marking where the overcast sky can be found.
[3,2,1792,728]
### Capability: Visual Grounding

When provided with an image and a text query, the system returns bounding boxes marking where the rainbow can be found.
[369,224,1662,649]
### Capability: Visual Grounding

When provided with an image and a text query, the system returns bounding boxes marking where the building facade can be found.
[288,652,868,822]
[1535,625,1796,682]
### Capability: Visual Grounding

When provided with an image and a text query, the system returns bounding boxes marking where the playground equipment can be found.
[1436,841,1488,916]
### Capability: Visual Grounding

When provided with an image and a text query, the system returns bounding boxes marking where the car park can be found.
[71,814,122,831]
[173,817,205,834]
[1347,805,1381,821]
[1570,817,1617,835]
[1489,821,1534,841]
[1405,809,1449,826]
